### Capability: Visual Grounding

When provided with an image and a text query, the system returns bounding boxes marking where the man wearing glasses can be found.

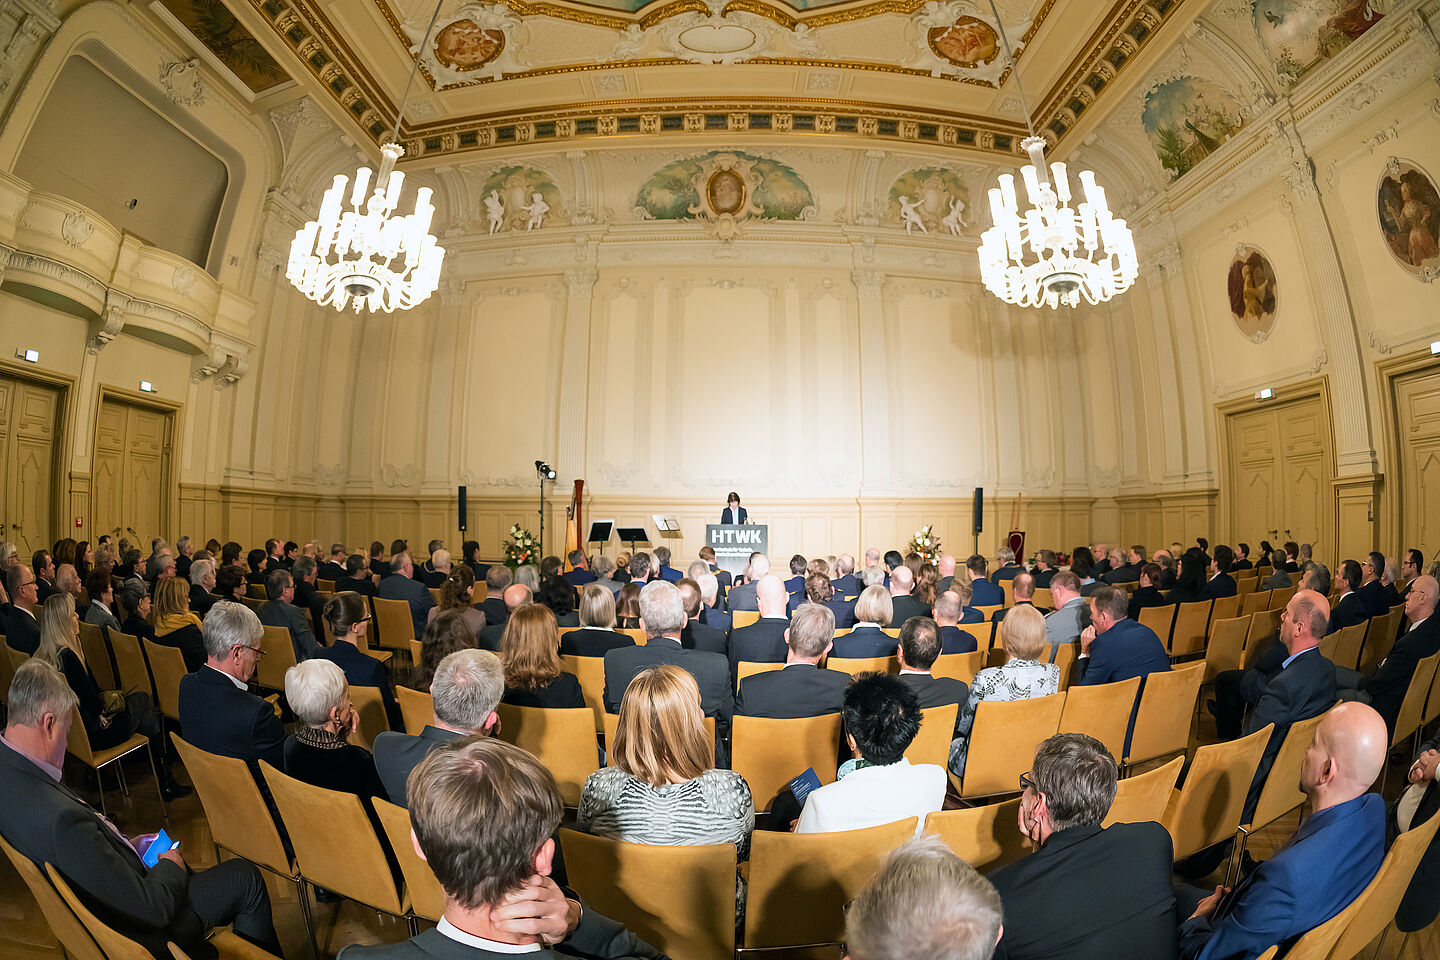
[1359,551,1389,619]
[4,564,42,655]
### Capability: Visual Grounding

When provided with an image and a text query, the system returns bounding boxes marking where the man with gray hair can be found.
[735,603,847,719]
[174,535,194,581]
[189,557,219,618]
[1,659,281,958]
[4,563,41,654]
[319,543,349,583]
[372,648,506,806]
[846,835,1003,960]
[482,564,513,625]
[725,552,769,612]
[696,572,732,635]
[992,546,1023,583]
[986,733,1176,960]
[832,553,860,598]
[377,551,435,641]
[591,554,623,595]
[179,601,286,776]
[603,580,733,722]
[258,568,319,662]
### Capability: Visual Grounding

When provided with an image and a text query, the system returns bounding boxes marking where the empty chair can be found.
[346,683,391,753]
[1204,616,1250,683]
[960,692,1065,798]
[560,653,607,732]
[731,712,844,811]
[1126,662,1205,768]
[1058,677,1141,763]
[904,703,959,767]
[254,625,297,693]
[1391,651,1440,750]
[77,622,117,691]
[1269,585,1298,609]
[64,704,162,819]
[922,799,1028,873]
[372,797,445,924]
[371,596,418,653]
[1049,642,1080,691]
[1161,723,1273,861]
[1170,601,1213,658]
[108,631,154,701]
[1104,755,1183,828]
[1211,595,1242,622]
[1318,620,1367,674]
[143,639,188,725]
[494,704,599,805]
[1242,590,1273,616]
[1328,807,1440,953]
[1242,609,1284,668]
[1137,605,1177,650]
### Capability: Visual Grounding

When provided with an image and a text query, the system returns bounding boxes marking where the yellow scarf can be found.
[154,612,203,637]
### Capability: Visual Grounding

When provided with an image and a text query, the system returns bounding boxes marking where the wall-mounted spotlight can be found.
[1431,340,1439,355]
[1255,388,1273,401]
[139,380,156,393]
[535,459,556,480]
[16,348,38,363]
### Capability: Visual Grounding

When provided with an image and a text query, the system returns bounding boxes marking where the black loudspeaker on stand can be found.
[972,486,983,554]
[458,485,467,532]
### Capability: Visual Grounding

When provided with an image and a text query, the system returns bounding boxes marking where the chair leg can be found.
[117,760,130,798]
[96,765,108,819]
[296,878,320,960]
[145,744,167,821]
[407,914,419,937]
[1228,825,1251,889]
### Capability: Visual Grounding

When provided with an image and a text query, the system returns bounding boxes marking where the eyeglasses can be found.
[1019,771,1036,793]
[239,644,266,658]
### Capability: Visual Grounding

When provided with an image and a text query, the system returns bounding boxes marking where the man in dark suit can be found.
[31,550,55,604]
[178,601,286,778]
[1127,564,1169,621]
[988,733,1176,960]
[372,649,504,805]
[188,559,219,618]
[4,564,42,654]
[338,737,662,960]
[1401,549,1425,600]
[720,492,747,525]
[782,554,808,595]
[993,572,1038,623]
[831,554,860,599]
[477,585,531,651]
[1329,560,1369,635]
[289,556,328,638]
[480,565,513,626]
[378,552,436,642]
[262,539,284,572]
[736,604,851,719]
[991,547,1024,584]
[1340,576,1440,736]
[887,566,930,625]
[337,554,378,597]
[1358,551,1390,618]
[1099,548,1139,585]
[725,575,791,673]
[1178,703,1388,960]
[1031,550,1058,589]
[966,555,1004,608]
[1203,544,1238,599]
[799,573,855,630]
[650,545,682,583]
[934,591,979,653]
[174,537,194,583]
[724,553,766,612]
[563,550,597,586]
[1077,586,1170,687]
[257,569,320,662]
[895,617,967,731]
[603,581,733,722]
[318,543,349,583]
[1233,543,1254,571]
[696,573,732,635]
[678,578,727,654]
[0,659,280,960]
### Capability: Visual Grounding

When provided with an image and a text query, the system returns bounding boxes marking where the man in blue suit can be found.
[1178,702,1388,959]
[652,545,683,582]
[562,550,597,586]
[1077,586,1170,686]
[966,555,1004,608]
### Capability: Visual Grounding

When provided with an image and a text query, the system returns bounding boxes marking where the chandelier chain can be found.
[986,0,1038,142]
[388,0,447,146]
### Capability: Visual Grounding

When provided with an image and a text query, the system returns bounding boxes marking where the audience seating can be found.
[1137,605,1176,648]
[742,818,916,952]
[1058,676,1141,763]
[247,584,267,600]
[922,799,1027,873]
[65,704,162,820]
[1170,601,1213,658]
[904,703,959,768]
[371,597,417,654]
[1032,587,1053,609]
[1390,650,1440,753]
[240,596,265,613]
[109,630,154,702]
[0,833,106,960]
[346,684,389,753]
[955,622,993,651]
[932,650,986,687]
[824,655,897,676]
[617,627,648,645]
[732,611,761,630]
[1268,585,1298,609]
[1319,620,1367,673]
[494,704,598,806]
[731,713,843,812]
[317,579,335,593]
[735,660,785,690]
[255,625,297,693]
[143,639,187,724]
[1211,595,1242,622]
[1161,723,1273,861]
[560,828,736,960]
[1204,616,1249,682]
[1358,607,1403,676]
[1242,610,1283,669]
[1125,662,1205,769]
[1322,809,1440,959]
[1242,590,1272,616]
[77,621,117,690]
[959,692,1064,799]
[1104,755,1183,828]
[560,654,606,732]
[1237,709,1331,859]
[395,685,436,732]
[372,798,445,924]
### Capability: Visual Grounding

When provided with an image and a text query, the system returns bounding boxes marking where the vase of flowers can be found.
[908,524,941,563]
[503,524,541,569]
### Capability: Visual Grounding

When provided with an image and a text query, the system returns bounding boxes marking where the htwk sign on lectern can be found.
[706,523,768,577]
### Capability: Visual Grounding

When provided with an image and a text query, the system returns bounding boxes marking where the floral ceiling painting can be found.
[1140,75,1245,181]
[1250,0,1386,86]
[157,0,289,93]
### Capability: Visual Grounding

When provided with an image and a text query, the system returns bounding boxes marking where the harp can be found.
[562,479,584,571]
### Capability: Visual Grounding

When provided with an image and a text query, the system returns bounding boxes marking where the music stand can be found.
[587,520,614,547]
[616,527,649,553]
[652,515,681,537]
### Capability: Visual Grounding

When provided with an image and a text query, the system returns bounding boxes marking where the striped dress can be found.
[577,767,754,855]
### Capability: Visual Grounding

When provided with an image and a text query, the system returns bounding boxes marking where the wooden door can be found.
[1395,368,1440,564]
[92,396,174,546]
[0,374,61,554]
[1277,402,1330,558]
[1225,394,1333,556]
[1228,408,1280,549]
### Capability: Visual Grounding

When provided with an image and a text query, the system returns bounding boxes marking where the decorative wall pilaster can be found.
[556,269,597,482]
[852,268,891,493]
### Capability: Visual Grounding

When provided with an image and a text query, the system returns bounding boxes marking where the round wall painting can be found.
[1226,244,1278,343]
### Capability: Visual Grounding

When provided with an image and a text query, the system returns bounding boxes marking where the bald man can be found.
[477,584,532,651]
[1178,702,1387,960]
[726,574,791,674]
[1339,575,1440,735]
[888,565,930,624]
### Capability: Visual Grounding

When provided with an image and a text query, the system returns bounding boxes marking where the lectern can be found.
[705,523,769,578]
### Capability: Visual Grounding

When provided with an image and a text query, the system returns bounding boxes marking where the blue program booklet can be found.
[789,767,823,806]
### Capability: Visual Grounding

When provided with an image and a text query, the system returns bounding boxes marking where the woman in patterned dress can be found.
[948,605,1059,777]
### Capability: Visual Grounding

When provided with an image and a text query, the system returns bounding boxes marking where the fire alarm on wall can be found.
[74,517,83,528]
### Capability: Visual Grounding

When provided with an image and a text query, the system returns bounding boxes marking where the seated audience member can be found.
[783,554,808,596]
[948,575,984,624]
[726,575,792,670]
[560,584,635,658]
[697,573,732,634]
[367,541,388,580]
[895,616,968,717]
[0,659,278,959]
[318,543,349,583]
[603,581,733,722]
[1382,556,1403,607]
[1265,543,1300,589]
[579,665,752,870]
[419,548,451,590]
[1178,703,1388,960]
[653,545,683,583]
[378,552,436,641]
[1100,548,1138,585]
[1204,545,1238,599]
[428,565,486,641]
[338,737,663,960]
[845,835,1003,960]
[151,577,208,672]
[405,610,479,693]
[1029,550,1057,589]
[988,734,1176,960]
[1171,551,1210,603]
[373,649,504,806]
[459,540,488,582]
[220,540,242,568]
[1337,575,1439,736]
[591,555,624,595]
[887,566,930,624]
[735,604,850,719]
[563,549,597,586]
[915,563,940,607]
[317,591,403,730]
[179,601,285,777]
[832,586,897,659]
[55,563,88,620]
[1154,549,1178,589]
[992,547,1024,584]
[725,554,768,613]
[245,548,268,587]
[4,563,42,654]
[117,580,156,642]
[804,571,855,629]
[678,577,727,653]
[499,604,585,709]
[537,575,580,627]
[33,549,55,604]
[1394,732,1440,931]
[950,606,1059,778]
[290,556,328,637]
[258,569,320,662]
[539,555,565,582]
[1330,560,1369,633]
[934,591,979,654]
[478,585,532,650]
[1043,571,1089,651]
[214,563,249,603]
[796,672,945,836]
[338,555,378,597]
[1358,551,1390,618]
[620,554,649,592]
[421,541,446,578]
[82,571,122,631]
[993,572,1038,623]
[1401,549,1424,599]
[481,565,513,626]
[189,558,219,618]
[831,554,860,598]
[1127,564,1169,620]
[152,554,177,584]
[282,659,386,801]
[1078,585,1170,686]
[967,554,1004,608]
[614,582,642,629]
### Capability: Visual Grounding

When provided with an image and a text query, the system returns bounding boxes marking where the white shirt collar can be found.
[92,600,111,615]
[1411,616,1428,633]
[898,669,930,676]
[437,917,543,953]
[204,663,249,690]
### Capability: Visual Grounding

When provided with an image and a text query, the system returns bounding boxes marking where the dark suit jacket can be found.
[1359,579,1390,618]
[258,599,320,661]
[898,672,968,734]
[992,564,1024,583]
[603,637,733,722]
[1203,572,1237,599]
[178,666,286,776]
[154,623,207,673]
[369,558,389,580]
[378,575,435,641]
[187,583,218,619]
[480,597,508,627]
[502,673,586,710]
[993,600,1036,623]
[0,740,212,959]
[784,575,805,595]
[969,577,1004,608]
[316,640,403,731]
[1363,617,1440,734]
[373,725,464,806]
[681,620,727,654]
[990,821,1177,960]
[1127,586,1169,621]
[563,569,597,586]
[830,625,896,659]
[559,628,635,658]
[1078,618,1170,686]
[1329,593,1369,634]
[888,595,931,626]
[699,606,732,635]
[821,598,856,629]
[337,906,663,959]
[293,581,327,636]
[1241,646,1336,821]
[120,614,155,643]
[720,506,748,524]
[4,605,40,654]
[726,581,758,612]
[657,565,682,583]
[338,576,378,598]
[1396,736,1440,931]
[318,560,348,583]
[727,618,790,672]
[831,574,860,598]
[1032,568,1055,588]
[1101,564,1140,585]
[418,569,448,590]
[938,624,978,654]
[735,662,851,719]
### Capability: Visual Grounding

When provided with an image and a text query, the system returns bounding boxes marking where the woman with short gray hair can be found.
[281,659,385,802]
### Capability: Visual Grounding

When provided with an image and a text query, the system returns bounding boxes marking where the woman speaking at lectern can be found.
[720,492,747,525]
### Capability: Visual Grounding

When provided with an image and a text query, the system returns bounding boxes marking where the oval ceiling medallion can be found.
[677,24,758,54]
[433,20,506,71]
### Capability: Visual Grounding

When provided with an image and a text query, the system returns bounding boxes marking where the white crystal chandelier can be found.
[975,2,1138,309]
[286,1,446,313]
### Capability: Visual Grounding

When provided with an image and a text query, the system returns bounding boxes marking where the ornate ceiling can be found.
[217,0,1184,163]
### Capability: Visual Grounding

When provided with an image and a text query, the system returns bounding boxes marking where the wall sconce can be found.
[1431,340,1439,355]
[138,380,156,393]
[16,348,38,363]
[1254,388,1273,401]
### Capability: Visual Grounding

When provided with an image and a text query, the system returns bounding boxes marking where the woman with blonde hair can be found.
[426,564,485,640]
[561,583,636,657]
[831,585,895,658]
[948,604,1059,777]
[150,576,206,671]
[578,664,752,861]
[615,582,642,629]
[499,604,584,709]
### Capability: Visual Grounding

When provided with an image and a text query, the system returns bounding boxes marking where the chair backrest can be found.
[0,634,15,705]
[1357,610,1398,676]
[744,818,918,949]
[346,684,391,753]
[256,624,298,692]
[494,704,599,806]
[825,655,898,676]
[1425,650,1440,726]
[1205,616,1250,682]
[1127,662,1205,765]
[317,579,336,593]
[1162,723,1273,860]
[408,639,422,664]
[1269,585,1298,609]
[1104,755,1183,827]
[736,660,786,690]
[396,684,436,732]
[732,610,761,630]
[1210,595,1242,622]
[1136,605,1177,648]
[170,734,292,877]
[1242,590,1272,616]
[142,639,188,722]
[956,622,994,652]
[559,654,606,732]
[372,797,445,922]
[247,583,267,599]
[108,631,153,700]
[63,706,99,765]
[77,622,116,691]
[371,596,417,650]
[973,604,1002,621]
[922,800,1027,873]
[731,712,844,811]
[1058,676,1141,762]
[617,627,648,646]
[1031,587,1053,610]
[240,595,265,613]
[1050,642,1080,691]
[1247,709,1329,830]
[904,703,959,767]
[1318,621,1363,672]
[962,692,1065,798]
[1324,807,1440,959]
[1001,579,1015,607]
[45,864,153,960]
[0,834,105,960]
[1172,601,1214,657]
[259,761,407,916]
[1392,651,1440,748]
[1243,610,1284,667]
[560,828,737,960]
[930,651,985,687]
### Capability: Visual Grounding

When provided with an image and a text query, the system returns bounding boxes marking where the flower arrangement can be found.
[908,524,941,563]
[503,524,541,569]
